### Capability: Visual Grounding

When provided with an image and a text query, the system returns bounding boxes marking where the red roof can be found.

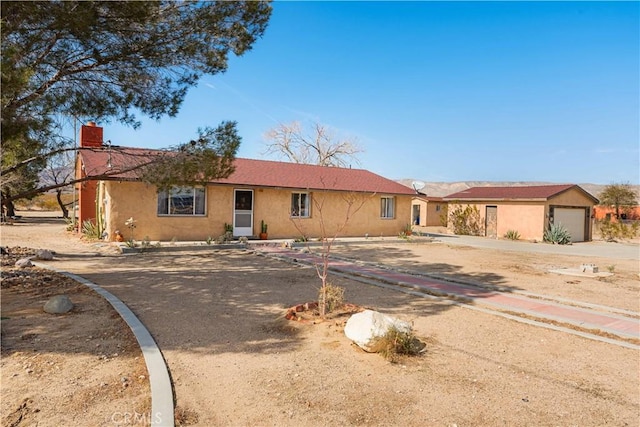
[443,184,598,202]
[79,147,414,195]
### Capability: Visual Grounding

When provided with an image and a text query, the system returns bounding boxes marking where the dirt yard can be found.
[1,212,638,426]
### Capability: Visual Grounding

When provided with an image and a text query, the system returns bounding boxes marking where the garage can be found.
[553,207,586,242]
[443,184,598,242]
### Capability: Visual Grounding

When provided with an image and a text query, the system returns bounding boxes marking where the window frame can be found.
[290,192,311,218]
[157,187,206,216]
[380,196,395,219]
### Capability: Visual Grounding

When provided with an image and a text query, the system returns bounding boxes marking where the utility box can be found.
[581,263,599,273]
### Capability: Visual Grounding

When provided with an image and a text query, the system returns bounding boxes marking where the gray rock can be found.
[43,295,74,314]
[344,309,412,353]
[34,249,54,260]
[15,258,33,268]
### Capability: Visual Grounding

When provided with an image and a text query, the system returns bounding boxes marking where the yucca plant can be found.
[544,223,572,245]
[81,220,101,239]
[504,229,520,240]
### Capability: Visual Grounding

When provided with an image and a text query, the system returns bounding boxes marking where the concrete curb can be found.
[33,262,175,427]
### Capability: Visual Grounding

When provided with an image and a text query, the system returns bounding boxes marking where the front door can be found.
[412,204,421,226]
[233,189,253,237]
[485,206,497,238]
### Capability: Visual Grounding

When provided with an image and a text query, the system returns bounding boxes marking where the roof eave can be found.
[443,197,549,202]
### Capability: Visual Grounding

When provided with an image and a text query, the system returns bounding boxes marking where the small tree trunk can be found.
[56,189,69,218]
[2,194,16,218]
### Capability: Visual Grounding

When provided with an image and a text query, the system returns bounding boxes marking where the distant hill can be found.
[396,180,640,203]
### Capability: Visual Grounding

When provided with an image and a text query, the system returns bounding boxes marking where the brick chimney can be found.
[76,121,103,232]
[80,121,103,147]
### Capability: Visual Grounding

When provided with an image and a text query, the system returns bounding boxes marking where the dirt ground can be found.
[1,212,639,427]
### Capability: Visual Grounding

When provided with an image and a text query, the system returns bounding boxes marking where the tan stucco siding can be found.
[102,181,411,241]
[412,198,447,227]
[447,202,547,241]
[252,188,411,239]
[446,189,596,241]
[545,189,595,242]
[547,188,595,207]
[496,203,545,240]
[103,181,233,241]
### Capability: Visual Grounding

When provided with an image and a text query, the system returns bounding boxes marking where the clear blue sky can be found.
[99,1,639,185]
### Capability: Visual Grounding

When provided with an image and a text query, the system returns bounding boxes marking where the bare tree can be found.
[263,121,363,167]
[40,147,75,218]
[290,182,373,317]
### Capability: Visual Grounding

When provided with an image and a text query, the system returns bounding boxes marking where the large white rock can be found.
[44,295,74,314]
[15,258,33,268]
[35,249,54,260]
[344,309,412,353]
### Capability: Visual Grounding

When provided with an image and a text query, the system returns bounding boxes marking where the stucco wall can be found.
[445,187,596,241]
[495,203,546,240]
[546,188,595,207]
[103,181,411,241]
[447,202,546,240]
[412,198,447,227]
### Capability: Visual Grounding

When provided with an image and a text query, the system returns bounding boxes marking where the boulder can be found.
[344,309,412,353]
[34,249,54,260]
[15,258,33,268]
[43,295,74,314]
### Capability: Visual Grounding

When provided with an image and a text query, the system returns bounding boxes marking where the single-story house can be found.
[75,123,415,242]
[411,195,447,226]
[593,206,640,221]
[443,185,599,242]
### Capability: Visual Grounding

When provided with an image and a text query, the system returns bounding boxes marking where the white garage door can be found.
[554,208,585,242]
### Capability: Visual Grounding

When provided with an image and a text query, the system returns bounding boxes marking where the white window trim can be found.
[380,196,395,219]
[291,192,311,218]
[157,187,206,216]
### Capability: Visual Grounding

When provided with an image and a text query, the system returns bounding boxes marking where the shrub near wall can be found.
[448,204,484,236]
[596,219,639,242]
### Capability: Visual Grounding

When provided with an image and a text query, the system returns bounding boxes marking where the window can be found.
[435,204,441,212]
[380,196,395,219]
[291,192,310,218]
[157,187,205,216]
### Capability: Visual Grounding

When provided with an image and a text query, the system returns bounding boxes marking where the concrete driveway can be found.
[423,232,639,260]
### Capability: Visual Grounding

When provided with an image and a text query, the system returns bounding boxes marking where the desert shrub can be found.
[138,236,152,252]
[215,231,233,244]
[377,327,426,362]
[64,217,76,232]
[319,283,345,314]
[597,218,639,242]
[15,193,74,211]
[504,230,520,240]
[544,223,571,245]
[439,213,448,227]
[448,204,483,236]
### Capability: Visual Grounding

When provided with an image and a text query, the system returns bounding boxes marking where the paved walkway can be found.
[255,246,640,344]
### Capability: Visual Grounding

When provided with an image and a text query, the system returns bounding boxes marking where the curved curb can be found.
[33,262,175,427]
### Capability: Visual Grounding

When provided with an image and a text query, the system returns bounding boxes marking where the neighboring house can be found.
[75,124,415,241]
[593,206,640,221]
[411,195,447,226]
[443,185,599,242]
